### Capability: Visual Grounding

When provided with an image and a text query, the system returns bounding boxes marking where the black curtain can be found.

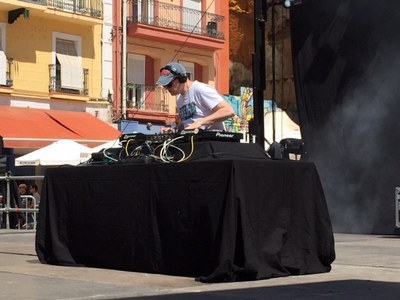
[291,0,400,234]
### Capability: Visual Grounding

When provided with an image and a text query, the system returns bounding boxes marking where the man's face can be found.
[164,78,179,96]
[19,185,26,194]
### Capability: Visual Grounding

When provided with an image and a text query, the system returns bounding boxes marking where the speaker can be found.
[266,142,284,160]
[207,21,217,37]
[280,138,305,160]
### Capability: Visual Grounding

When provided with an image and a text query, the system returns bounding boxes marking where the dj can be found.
[156,62,235,132]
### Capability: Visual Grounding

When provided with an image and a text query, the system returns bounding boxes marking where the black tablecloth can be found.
[35,158,335,282]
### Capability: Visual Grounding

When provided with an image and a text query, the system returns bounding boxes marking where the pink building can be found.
[112,0,229,132]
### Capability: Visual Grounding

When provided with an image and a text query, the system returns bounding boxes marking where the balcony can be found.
[127,0,225,50]
[6,57,13,87]
[49,64,88,96]
[0,57,14,88]
[16,0,103,19]
[47,0,102,17]
[126,84,169,113]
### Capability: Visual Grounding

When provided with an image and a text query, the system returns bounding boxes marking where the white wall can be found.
[102,0,114,101]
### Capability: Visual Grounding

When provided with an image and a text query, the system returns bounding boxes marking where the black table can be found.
[35,155,335,282]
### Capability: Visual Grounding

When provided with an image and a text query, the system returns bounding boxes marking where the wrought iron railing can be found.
[127,0,224,40]
[126,84,169,112]
[19,0,47,4]
[19,0,103,18]
[2,57,14,87]
[49,64,89,95]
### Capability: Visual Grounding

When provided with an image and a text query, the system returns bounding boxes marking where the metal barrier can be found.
[396,187,400,228]
[0,173,44,230]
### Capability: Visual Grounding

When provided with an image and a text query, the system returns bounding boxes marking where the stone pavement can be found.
[0,230,399,299]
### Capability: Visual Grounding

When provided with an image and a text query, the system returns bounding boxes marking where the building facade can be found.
[0,0,125,173]
[0,0,229,158]
[111,0,229,133]
[0,0,111,120]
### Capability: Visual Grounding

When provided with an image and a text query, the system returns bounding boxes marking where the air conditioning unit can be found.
[207,21,217,37]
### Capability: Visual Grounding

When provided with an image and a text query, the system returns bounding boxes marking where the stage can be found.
[35,143,335,282]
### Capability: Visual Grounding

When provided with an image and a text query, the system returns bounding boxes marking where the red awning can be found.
[0,106,122,149]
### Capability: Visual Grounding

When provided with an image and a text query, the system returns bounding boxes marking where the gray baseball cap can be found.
[156,62,186,86]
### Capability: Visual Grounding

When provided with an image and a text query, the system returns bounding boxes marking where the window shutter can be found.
[127,54,145,84]
[56,39,83,90]
[0,50,6,85]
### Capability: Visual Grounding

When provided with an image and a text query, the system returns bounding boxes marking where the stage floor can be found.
[2,232,399,299]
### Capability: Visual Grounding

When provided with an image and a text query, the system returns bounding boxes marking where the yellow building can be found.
[0,0,108,109]
[0,1,122,157]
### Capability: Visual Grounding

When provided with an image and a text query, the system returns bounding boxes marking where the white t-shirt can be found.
[176,80,226,131]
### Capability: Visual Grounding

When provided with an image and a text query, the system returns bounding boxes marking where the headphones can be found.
[161,65,187,83]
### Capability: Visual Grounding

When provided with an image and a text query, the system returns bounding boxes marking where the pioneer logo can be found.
[216,132,235,138]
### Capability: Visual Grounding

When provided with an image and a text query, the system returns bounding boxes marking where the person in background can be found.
[18,183,28,197]
[18,183,29,211]
[29,184,41,208]
[156,62,235,132]
[26,184,41,228]
[17,183,29,228]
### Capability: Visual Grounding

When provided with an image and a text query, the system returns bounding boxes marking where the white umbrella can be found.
[91,139,121,153]
[15,139,93,166]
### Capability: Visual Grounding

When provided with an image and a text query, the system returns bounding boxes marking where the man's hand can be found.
[184,119,203,130]
[160,127,175,133]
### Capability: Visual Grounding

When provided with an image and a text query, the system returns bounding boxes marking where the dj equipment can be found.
[179,129,243,142]
[88,130,246,165]
[117,130,243,163]
[119,129,243,145]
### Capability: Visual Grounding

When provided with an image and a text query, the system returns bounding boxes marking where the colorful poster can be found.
[223,87,276,133]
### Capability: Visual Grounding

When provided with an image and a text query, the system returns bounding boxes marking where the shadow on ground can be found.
[117,280,400,300]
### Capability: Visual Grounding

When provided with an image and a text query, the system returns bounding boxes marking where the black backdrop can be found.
[291,0,400,234]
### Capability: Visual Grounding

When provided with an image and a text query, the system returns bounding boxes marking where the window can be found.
[179,61,194,81]
[134,0,154,24]
[53,32,83,92]
[78,0,89,11]
[127,54,145,108]
[0,22,6,86]
[183,0,202,34]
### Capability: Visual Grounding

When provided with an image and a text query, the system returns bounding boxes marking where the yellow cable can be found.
[180,135,195,162]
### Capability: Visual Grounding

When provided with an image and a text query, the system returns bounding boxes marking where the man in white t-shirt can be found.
[156,62,235,131]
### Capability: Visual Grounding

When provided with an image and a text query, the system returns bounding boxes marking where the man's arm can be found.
[185,100,235,130]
